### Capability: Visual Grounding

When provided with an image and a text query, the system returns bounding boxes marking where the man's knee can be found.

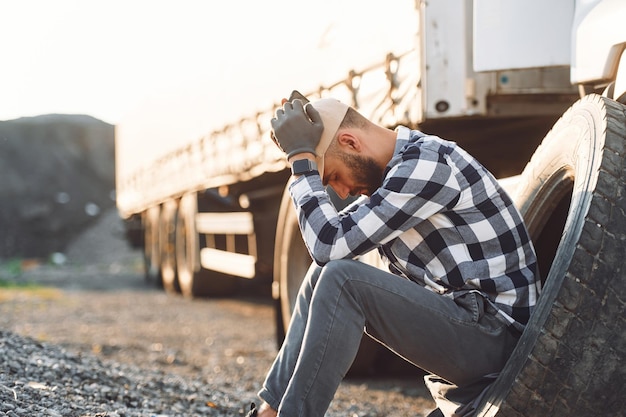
[304,262,323,288]
[317,259,362,290]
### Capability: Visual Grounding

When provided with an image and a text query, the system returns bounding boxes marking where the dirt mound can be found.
[0,114,115,259]
[65,207,137,267]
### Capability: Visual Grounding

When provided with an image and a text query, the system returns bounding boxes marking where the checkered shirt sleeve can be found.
[289,127,539,333]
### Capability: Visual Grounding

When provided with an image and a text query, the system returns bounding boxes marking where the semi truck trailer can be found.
[116,1,625,415]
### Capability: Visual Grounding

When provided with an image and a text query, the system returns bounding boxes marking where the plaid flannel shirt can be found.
[290,126,539,333]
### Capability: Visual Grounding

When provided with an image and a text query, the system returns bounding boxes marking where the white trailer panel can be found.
[473,0,574,72]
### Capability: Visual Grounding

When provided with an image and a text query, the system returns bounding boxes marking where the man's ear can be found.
[337,132,361,152]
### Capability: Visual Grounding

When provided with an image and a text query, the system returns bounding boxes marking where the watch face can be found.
[292,159,317,175]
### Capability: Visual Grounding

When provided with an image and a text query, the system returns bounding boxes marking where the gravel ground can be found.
[0,209,435,416]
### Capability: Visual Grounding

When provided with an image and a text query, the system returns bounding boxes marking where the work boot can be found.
[245,402,257,417]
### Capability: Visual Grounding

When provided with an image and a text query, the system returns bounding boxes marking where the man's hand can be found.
[270,99,324,159]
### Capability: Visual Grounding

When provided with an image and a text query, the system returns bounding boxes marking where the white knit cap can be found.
[308,98,349,178]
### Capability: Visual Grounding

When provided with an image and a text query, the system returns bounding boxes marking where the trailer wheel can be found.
[274,181,312,339]
[477,95,626,417]
[142,205,162,287]
[176,193,238,298]
[274,181,385,375]
[160,199,180,294]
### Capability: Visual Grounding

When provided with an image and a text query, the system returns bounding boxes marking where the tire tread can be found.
[478,95,626,416]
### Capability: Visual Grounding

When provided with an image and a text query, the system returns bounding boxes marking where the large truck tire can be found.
[476,94,625,416]
[273,180,309,343]
[273,181,391,376]
[176,192,239,298]
[142,205,162,287]
[160,199,180,294]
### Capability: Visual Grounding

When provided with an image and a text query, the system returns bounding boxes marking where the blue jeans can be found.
[258,260,519,417]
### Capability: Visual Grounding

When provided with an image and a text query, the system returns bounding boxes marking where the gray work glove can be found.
[270,99,324,159]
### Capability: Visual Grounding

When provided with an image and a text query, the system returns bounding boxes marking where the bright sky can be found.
[0,0,416,128]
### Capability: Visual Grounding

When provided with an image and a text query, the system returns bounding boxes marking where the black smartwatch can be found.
[291,159,318,176]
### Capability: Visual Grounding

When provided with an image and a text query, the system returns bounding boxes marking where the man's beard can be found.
[340,152,384,196]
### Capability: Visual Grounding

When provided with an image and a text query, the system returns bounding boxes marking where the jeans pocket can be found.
[463,293,509,336]
[453,292,483,324]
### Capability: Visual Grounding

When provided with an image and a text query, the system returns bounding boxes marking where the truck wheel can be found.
[160,199,180,294]
[477,94,626,416]
[274,182,384,375]
[176,193,239,298]
[274,181,312,338]
[142,205,162,286]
